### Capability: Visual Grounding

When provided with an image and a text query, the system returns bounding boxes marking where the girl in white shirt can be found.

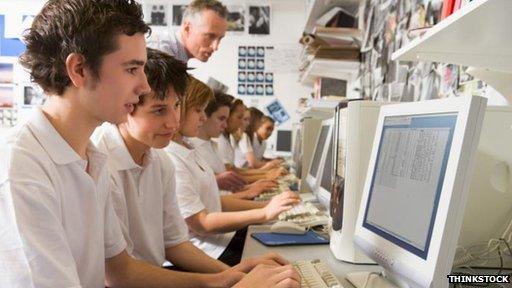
[237,107,281,169]
[166,77,300,266]
[218,98,286,183]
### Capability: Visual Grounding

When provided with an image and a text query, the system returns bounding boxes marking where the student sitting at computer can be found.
[216,96,287,183]
[189,92,277,199]
[166,76,300,266]
[94,48,294,278]
[234,107,281,169]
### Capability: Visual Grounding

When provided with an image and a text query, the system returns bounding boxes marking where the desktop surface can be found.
[242,225,380,288]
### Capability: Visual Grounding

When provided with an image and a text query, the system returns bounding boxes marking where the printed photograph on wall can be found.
[226,5,245,32]
[0,86,14,108]
[146,3,168,26]
[248,6,270,35]
[172,5,188,26]
[23,85,46,107]
[266,99,289,126]
[0,63,14,83]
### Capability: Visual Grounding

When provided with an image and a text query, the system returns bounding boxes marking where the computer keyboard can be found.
[278,202,320,221]
[293,259,343,288]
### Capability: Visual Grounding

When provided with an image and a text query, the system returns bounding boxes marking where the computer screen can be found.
[309,125,330,178]
[351,96,486,288]
[363,113,457,259]
[320,139,333,192]
[276,130,292,152]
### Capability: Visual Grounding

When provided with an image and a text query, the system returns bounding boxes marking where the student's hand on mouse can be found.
[263,191,300,221]
[232,264,300,288]
[233,253,290,273]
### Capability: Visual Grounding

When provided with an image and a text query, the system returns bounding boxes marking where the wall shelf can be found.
[303,0,361,34]
[391,0,512,73]
[300,58,359,86]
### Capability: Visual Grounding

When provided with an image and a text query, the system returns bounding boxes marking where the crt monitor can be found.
[305,121,331,191]
[317,137,333,209]
[291,124,303,175]
[348,96,486,288]
[275,130,292,156]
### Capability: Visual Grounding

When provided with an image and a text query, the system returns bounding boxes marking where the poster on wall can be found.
[226,5,245,33]
[248,6,270,35]
[237,45,274,96]
[265,99,289,126]
[146,3,169,26]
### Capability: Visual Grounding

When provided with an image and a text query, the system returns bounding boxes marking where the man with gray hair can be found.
[148,0,228,63]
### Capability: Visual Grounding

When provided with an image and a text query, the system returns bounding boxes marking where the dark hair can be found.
[221,93,244,137]
[138,48,188,107]
[19,0,150,96]
[246,107,264,145]
[183,0,228,22]
[206,90,233,117]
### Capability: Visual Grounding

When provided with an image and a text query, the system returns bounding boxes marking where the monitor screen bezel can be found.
[306,118,334,192]
[353,96,486,288]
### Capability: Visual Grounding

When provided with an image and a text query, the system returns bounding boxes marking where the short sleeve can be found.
[239,133,253,154]
[170,157,206,219]
[108,172,134,256]
[0,152,81,287]
[157,152,189,248]
[103,183,127,258]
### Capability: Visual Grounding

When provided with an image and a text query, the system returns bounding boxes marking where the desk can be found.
[242,225,380,287]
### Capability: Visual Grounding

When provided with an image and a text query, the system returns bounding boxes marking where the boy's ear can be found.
[66,53,92,88]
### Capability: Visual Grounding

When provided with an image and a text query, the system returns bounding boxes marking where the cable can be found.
[362,272,382,288]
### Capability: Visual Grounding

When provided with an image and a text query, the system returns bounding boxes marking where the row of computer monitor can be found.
[292,96,508,288]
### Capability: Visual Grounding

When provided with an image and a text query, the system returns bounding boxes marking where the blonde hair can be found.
[182,76,214,117]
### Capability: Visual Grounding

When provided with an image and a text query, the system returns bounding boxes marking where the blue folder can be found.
[251,230,329,246]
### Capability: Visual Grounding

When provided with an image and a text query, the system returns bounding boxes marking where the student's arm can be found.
[165,242,230,273]
[220,194,267,211]
[185,192,300,235]
[105,250,244,288]
[246,150,280,169]
[215,171,247,191]
[230,179,276,200]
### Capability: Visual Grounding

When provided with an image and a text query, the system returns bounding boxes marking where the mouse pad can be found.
[251,231,329,246]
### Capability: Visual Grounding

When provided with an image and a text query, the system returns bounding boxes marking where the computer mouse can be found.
[270,221,307,235]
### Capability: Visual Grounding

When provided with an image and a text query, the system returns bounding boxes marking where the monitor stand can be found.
[346,272,399,288]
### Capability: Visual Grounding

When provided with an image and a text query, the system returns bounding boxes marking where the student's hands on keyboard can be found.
[263,191,301,221]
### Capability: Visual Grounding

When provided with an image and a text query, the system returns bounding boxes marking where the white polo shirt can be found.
[93,124,189,266]
[234,133,253,168]
[251,133,267,160]
[165,140,235,259]
[0,108,126,288]
[188,137,226,173]
[215,134,236,165]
